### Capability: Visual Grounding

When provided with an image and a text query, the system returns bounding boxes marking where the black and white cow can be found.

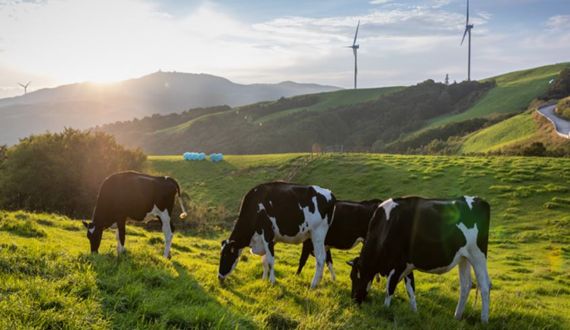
[296,199,382,280]
[348,196,491,323]
[218,182,336,288]
[82,171,188,258]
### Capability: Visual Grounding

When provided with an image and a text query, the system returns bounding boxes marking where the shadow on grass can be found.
[346,285,566,329]
[88,252,255,329]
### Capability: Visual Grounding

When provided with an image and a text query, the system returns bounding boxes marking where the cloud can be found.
[369,0,392,4]
[546,15,570,30]
[0,0,569,97]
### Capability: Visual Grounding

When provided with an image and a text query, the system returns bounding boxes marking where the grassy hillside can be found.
[429,63,570,128]
[96,63,570,156]
[461,111,538,153]
[2,154,569,329]
[253,87,403,123]
[100,80,491,154]
[461,108,570,154]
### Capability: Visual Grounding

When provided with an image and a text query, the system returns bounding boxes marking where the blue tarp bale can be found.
[209,153,224,163]
[183,152,206,161]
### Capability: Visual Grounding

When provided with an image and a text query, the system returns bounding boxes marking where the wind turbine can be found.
[347,20,360,89]
[18,81,31,95]
[461,0,474,81]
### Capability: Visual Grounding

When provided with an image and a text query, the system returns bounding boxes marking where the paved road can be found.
[537,105,570,139]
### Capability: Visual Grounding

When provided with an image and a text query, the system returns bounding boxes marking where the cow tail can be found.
[175,180,188,220]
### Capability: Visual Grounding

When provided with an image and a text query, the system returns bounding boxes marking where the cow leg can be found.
[405,272,417,312]
[384,267,404,307]
[159,210,173,259]
[116,220,126,255]
[261,254,269,280]
[261,240,276,284]
[297,240,313,275]
[309,224,327,289]
[326,249,336,281]
[454,257,472,320]
[470,253,491,323]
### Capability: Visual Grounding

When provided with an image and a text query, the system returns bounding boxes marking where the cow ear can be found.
[82,220,89,229]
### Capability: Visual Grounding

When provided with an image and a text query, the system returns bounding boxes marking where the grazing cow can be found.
[296,199,382,280]
[218,182,336,288]
[348,196,491,323]
[82,171,188,258]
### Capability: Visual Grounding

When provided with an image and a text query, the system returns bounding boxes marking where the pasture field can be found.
[1,154,570,329]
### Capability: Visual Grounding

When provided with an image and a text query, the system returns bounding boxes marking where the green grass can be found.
[556,97,570,120]
[428,62,570,128]
[2,154,570,329]
[253,87,404,123]
[461,111,538,153]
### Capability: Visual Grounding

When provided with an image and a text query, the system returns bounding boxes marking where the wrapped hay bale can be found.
[209,153,224,163]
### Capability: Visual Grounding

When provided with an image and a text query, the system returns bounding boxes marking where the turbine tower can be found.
[18,81,31,95]
[461,0,474,81]
[347,20,360,89]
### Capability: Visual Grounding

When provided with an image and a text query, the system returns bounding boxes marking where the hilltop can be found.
[0,72,339,145]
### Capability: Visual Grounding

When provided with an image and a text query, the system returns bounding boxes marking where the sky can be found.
[0,0,569,98]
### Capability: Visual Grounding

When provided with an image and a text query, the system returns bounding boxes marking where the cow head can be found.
[347,257,373,304]
[82,220,102,254]
[218,239,242,283]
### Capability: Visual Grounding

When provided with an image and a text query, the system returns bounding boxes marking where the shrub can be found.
[543,68,570,100]
[522,142,547,157]
[0,129,146,218]
[0,145,6,164]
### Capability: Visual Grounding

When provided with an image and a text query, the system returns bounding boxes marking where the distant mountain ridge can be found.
[0,71,340,145]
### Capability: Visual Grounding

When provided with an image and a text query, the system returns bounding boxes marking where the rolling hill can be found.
[98,80,492,154]
[95,62,570,155]
[427,62,570,128]
[0,72,339,145]
[2,154,569,329]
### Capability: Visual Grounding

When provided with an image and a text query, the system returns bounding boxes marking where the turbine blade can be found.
[353,20,360,46]
[461,28,468,45]
[466,0,470,25]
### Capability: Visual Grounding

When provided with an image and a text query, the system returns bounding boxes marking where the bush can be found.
[522,142,547,157]
[0,145,6,164]
[0,129,146,218]
[543,68,570,100]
